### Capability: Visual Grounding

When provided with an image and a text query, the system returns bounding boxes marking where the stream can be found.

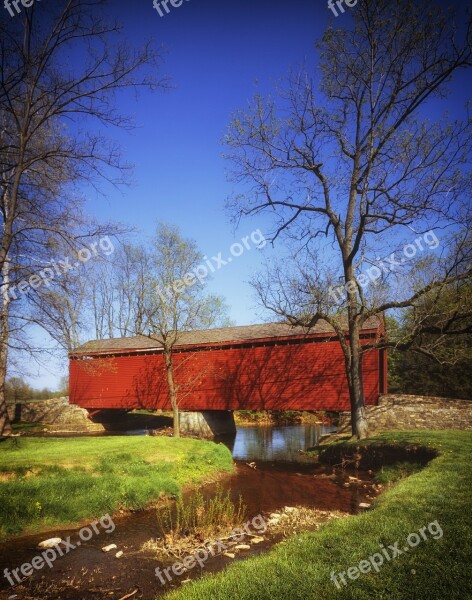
[0,424,380,600]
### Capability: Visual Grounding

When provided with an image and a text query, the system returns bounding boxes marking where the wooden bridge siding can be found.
[70,338,381,412]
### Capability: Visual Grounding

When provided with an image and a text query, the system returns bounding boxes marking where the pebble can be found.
[115,551,124,558]
[102,544,118,552]
[359,502,371,509]
[268,514,282,525]
[37,538,62,549]
[235,544,251,550]
[223,552,235,558]
[250,536,265,544]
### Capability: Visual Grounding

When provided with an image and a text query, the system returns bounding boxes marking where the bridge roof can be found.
[72,316,382,356]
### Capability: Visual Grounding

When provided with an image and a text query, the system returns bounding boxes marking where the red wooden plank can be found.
[70,336,381,412]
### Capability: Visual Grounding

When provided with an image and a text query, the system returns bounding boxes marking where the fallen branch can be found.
[118,589,139,600]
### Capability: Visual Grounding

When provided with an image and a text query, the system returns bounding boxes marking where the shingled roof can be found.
[72,316,382,356]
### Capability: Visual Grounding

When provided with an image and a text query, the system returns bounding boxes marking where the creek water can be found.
[223,422,335,462]
[0,424,378,600]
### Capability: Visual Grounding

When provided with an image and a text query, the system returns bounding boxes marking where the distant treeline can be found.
[4,377,68,404]
[388,349,471,400]
[387,309,472,400]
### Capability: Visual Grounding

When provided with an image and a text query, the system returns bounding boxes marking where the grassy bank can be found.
[0,436,233,537]
[167,430,472,600]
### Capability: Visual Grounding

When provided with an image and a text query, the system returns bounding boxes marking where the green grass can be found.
[374,461,424,485]
[0,436,233,537]
[166,431,472,600]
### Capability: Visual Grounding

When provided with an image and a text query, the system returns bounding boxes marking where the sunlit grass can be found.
[0,436,233,536]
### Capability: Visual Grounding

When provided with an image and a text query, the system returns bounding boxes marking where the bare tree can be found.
[30,271,86,353]
[90,259,117,341]
[0,1,164,435]
[138,223,231,437]
[84,242,153,340]
[74,229,231,436]
[225,0,472,438]
[114,244,152,337]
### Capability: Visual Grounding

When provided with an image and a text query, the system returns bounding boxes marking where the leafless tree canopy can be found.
[81,224,231,437]
[0,0,165,434]
[225,0,472,437]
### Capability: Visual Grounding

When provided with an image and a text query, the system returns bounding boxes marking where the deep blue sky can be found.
[88,0,327,325]
[32,0,328,388]
[29,0,470,388]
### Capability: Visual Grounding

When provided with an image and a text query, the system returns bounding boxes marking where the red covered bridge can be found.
[69,317,386,434]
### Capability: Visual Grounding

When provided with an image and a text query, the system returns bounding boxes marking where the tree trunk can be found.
[348,319,369,440]
[164,350,180,438]
[0,391,11,437]
[0,186,14,437]
[0,258,12,436]
[349,378,369,439]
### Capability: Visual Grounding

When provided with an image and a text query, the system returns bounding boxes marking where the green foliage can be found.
[389,345,472,398]
[235,411,328,424]
[235,410,270,423]
[271,411,303,424]
[4,376,65,404]
[387,287,472,399]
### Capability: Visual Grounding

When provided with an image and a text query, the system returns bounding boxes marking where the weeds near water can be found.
[156,485,246,542]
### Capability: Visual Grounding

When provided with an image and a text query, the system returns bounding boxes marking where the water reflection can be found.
[221,424,336,462]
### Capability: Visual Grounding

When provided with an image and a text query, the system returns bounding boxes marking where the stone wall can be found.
[7,397,105,433]
[338,394,472,434]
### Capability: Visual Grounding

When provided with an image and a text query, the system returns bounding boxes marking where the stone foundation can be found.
[7,397,105,433]
[7,400,238,437]
[179,410,236,438]
[338,394,472,434]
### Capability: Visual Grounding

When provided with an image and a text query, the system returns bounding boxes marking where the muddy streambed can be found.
[0,425,381,600]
